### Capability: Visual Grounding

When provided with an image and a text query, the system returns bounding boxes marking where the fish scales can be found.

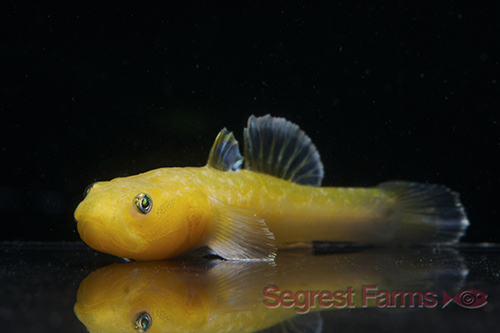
[74,115,469,260]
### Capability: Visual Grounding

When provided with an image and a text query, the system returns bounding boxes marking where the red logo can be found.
[442,290,488,309]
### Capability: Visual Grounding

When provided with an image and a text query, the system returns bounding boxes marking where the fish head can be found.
[74,262,213,333]
[74,171,211,260]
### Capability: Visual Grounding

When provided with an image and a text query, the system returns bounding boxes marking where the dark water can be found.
[1,242,498,332]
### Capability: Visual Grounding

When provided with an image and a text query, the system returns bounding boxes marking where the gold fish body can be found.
[75,115,469,260]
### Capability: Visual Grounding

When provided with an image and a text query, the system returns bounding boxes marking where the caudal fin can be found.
[379,181,469,245]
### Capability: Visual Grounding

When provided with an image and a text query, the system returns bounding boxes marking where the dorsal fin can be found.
[243,115,324,186]
[207,128,244,171]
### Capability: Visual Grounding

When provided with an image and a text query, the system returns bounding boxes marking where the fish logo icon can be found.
[442,290,488,309]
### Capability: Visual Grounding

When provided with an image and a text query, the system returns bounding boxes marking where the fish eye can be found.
[134,311,152,332]
[134,193,153,214]
[83,183,96,199]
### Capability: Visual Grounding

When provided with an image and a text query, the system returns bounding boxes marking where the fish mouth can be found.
[77,216,142,255]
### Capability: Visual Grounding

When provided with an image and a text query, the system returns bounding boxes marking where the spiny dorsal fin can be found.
[243,115,324,186]
[207,128,244,171]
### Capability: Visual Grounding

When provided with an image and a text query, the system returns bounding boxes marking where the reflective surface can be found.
[1,242,499,332]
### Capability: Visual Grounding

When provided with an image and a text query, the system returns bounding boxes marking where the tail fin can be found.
[378,181,469,245]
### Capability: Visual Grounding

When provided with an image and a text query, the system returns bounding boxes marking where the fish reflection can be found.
[74,248,467,333]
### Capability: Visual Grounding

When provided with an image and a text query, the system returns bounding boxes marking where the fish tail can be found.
[379,181,469,245]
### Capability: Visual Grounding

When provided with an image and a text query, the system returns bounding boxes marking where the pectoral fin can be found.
[209,260,277,313]
[207,199,277,261]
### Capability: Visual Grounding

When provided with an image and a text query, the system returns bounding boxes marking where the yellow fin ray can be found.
[207,198,277,261]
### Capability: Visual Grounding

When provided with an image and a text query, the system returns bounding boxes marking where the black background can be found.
[1,2,498,243]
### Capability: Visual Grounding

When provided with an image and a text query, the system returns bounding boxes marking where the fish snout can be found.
[77,214,142,256]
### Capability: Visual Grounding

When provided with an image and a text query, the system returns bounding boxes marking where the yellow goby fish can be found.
[74,115,469,260]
